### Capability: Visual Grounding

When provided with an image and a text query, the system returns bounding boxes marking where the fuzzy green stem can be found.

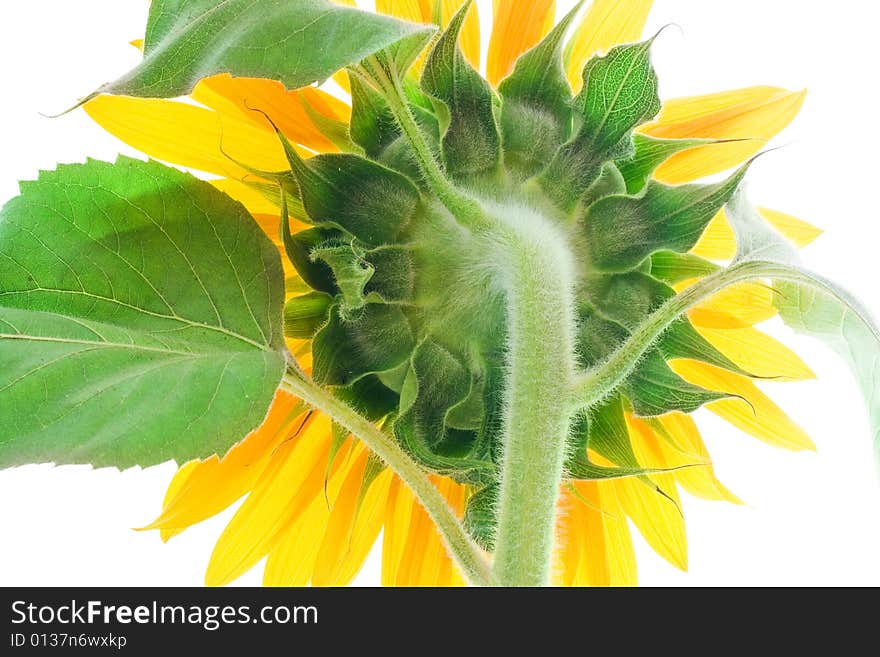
[573,259,818,410]
[491,231,579,587]
[356,58,487,228]
[280,361,493,587]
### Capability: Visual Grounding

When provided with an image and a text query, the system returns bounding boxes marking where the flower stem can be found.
[491,231,578,587]
[355,57,488,229]
[280,360,493,587]
[572,259,820,410]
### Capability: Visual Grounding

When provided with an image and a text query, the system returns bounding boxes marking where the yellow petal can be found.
[192,74,350,153]
[565,0,654,91]
[381,479,414,586]
[696,326,815,381]
[553,492,583,587]
[262,493,331,587]
[755,207,823,248]
[145,393,303,537]
[670,360,815,451]
[312,460,393,586]
[678,278,777,329]
[261,438,364,588]
[204,415,339,586]
[209,179,281,216]
[393,492,432,587]
[394,477,466,586]
[641,87,806,183]
[692,207,823,260]
[566,482,638,586]
[615,416,688,570]
[656,412,742,505]
[332,69,353,95]
[375,0,431,22]
[84,95,291,177]
[155,460,200,541]
[440,0,482,69]
[374,1,433,75]
[486,0,557,86]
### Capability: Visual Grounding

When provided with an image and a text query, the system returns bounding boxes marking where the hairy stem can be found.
[492,230,579,587]
[356,57,487,228]
[573,259,818,410]
[281,361,493,587]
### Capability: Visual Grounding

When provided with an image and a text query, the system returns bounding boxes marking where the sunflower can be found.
[81,0,820,587]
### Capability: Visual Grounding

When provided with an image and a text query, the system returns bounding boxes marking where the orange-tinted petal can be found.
[641,87,806,183]
[486,0,557,86]
[565,0,654,90]
[84,95,291,177]
[670,360,815,451]
[209,179,281,215]
[193,74,350,153]
[375,0,431,22]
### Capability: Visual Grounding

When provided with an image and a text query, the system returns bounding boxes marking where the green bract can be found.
[2,0,878,588]
[278,9,762,539]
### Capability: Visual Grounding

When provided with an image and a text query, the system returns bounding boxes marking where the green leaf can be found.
[659,321,748,375]
[353,453,387,520]
[312,303,415,387]
[577,281,735,416]
[395,340,493,476]
[649,250,720,285]
[282,145,420,248]
[302,102,359,154]
[463,484,499,550]
[624,351,726,416]
[364,246,416,303]
[725,191,880,465]
[0,157,285,468]
[335,375,400,422]
[581,163,627,208]
[311,242,374,314]
[568,397,638,468]
[567,399,688,480]
[538,39,661,211]
[280,221,339,296]
[421,0,501,179]
[348,74,440,184]
[585,271,745,374]
[349,74,401,158]
[615,135,714,194]
[497,1,584,177]
[97,0,435,98]
[284,292,333,339]
[584,163,750,272]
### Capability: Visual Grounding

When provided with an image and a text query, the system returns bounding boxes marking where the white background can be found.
[1,0,879,587]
